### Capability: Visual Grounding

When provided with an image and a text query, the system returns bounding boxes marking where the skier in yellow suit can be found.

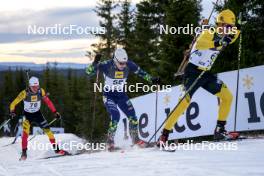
[158,9,241,145]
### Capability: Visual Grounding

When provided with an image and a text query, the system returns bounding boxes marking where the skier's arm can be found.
[85,54,102,77]
[195,30,215,50]
[10,90,26,112]
[128,61,153,83]
[41,89,57,113]
[196,29,240,50]
[86,64,99,77]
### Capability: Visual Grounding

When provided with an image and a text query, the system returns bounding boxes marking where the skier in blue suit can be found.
[86,48,160,150]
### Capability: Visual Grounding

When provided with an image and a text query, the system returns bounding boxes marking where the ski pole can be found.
[0,119,11,131]
[234,12,246,132]
[154,84,159,142]
[11,122,20,144]
[147,70,206,144]
[90,69,100,141]
[25,69,30,89]
[123,118,129,140]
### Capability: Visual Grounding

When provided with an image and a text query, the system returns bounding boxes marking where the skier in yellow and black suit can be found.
[10,76,67,161]
[157,9,241,145]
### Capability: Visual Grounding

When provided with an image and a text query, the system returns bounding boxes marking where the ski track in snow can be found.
[0,134,264,176]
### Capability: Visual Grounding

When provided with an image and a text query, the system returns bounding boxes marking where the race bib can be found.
[24,101,41,113]
[104,75,127,91]
[189,49,219,70]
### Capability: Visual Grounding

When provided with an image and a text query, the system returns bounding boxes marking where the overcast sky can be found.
[0,0,214,64]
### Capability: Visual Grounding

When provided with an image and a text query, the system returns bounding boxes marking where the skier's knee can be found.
[216,84,233,104]
[126,108,136,118]
[111,112,120,124]
[22,120,30,135]
[164,94,191,131]
[43,128,55,139]
[109,107,120,122]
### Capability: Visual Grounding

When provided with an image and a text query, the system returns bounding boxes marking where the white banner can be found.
[115,65,264,142]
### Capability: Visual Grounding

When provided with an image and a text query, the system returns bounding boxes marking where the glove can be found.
[151,77,161,85]
[9,111,16,120]
[54,112,62,120]
[201,19,209,25]
[219,35,232,47]
[237,12,247,26]
[92,54,102,66]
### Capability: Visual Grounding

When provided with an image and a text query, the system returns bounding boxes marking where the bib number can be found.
[24,101,41,113]
[113,79,124,85]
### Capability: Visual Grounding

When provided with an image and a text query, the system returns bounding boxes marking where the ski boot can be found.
[129,118,146,148]
[157,129,170,148]
[214,121,239,140]
[107,121,118,152]
[131,131,146,148]
[107,132,116,152]
[52,144,69,155]
[55,149,69,155]
[19,149,27,161]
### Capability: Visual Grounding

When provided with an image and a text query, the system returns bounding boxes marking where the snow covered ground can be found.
[0,134,263,176]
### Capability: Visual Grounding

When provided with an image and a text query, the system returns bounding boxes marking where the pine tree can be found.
[158,0,202,83]
[214,0,264,72]
[3,69,15,114]
[94,0,118,58]
[116,0,135,56]
[132,1,158,67]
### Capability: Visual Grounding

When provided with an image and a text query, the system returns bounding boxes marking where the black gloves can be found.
[9,111,16,120]
[152,77,161,84]
[54,112,62,120]
[219,35,232,47]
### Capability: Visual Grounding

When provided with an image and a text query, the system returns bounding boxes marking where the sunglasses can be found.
[116,60,127,66]
[30,86,39,89]
[118,62,127,66]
